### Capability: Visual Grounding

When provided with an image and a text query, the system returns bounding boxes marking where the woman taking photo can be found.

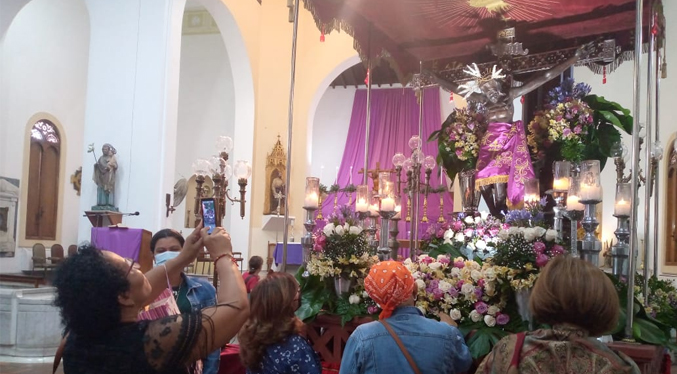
[238,272,321,374]
[53,224,249,374]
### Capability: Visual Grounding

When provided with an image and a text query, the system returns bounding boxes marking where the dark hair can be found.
[530,255,619,336]
[150,229,185,253]
[248,256,263,272]
[238,272,301,369]
[53,245,130,338]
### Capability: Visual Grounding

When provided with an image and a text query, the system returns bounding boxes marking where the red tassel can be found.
[520,96,525,104]
[652,15,659,36]
[603,66,607,84]
[364,69,370,85]
[449,92,454,102]
[320,25,325,42]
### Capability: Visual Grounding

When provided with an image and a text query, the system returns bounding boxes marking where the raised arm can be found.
[424,69,484,103]
[511,42,593,99]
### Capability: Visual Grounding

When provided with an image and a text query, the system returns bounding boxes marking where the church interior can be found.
[0,0,676,372]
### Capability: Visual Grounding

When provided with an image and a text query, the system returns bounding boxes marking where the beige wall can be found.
[220,0,357,260]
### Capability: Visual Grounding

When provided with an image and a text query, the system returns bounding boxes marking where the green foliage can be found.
[335,297,368,326]
[581,95,633,171]
[295,266,331,322]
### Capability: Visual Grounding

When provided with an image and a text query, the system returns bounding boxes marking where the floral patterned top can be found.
[475,325,640,374]
[246,334,321,374]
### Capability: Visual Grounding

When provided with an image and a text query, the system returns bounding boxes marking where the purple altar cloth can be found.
[273,243,304,266]
[91,227,144,260]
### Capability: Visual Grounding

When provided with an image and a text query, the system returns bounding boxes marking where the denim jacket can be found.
[340,306,472,374]
[183,273,220,374]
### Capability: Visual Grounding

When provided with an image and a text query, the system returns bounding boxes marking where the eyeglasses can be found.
[124,258,141,276]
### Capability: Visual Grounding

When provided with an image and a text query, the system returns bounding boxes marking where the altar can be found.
[91,227,153,273]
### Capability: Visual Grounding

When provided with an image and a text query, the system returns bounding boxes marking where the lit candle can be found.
[553,177,570,192]
[566,195,585,211]
[394,204,402,219]
[349,166,353,185]
[614,198,630,216]
[580,183,602,202]
[380,197,395,212]
[304,192,319,209]
[356,197,369,212]
[524,193,539,204]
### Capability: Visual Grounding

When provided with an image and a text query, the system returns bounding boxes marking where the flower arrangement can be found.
[491,226,565,290]
[527,79,594,163]
[428,106,488,182]
[423,213,506,261]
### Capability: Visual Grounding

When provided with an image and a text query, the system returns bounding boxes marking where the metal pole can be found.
[625,0,643,341]
[642,3,655,304]
[653,48,662,277]
[281,0,301,273]
[411,62,424,258]
[364,26,372,185]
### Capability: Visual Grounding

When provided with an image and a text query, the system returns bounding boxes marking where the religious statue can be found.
[430,42,593,214]
[271,174,286,215]
[264,136,287,215]
[90,143,119,211]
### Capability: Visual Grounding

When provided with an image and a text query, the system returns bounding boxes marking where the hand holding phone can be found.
[201,198,217,234]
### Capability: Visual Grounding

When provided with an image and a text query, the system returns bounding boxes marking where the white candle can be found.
[553,178,570,191]
[356,198,369,212]
[349,166,353,185]
[394,204,402,219]
[566,195,585,211]
[580,183,602,201]
[524,193,539,204]
[304,192,319,209]
[615,198,630,216]
[381,197,395,212]
[368,204,379,216]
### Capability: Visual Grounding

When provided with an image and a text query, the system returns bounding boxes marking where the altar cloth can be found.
[91,227,144,260]
[273,243,304,265]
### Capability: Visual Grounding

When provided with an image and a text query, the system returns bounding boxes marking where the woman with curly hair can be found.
[238,272,320,374]
[52,224,249,374]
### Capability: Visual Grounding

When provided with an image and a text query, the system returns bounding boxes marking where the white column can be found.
[78,0,185,241]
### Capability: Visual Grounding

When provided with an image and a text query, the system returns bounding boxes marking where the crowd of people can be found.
[52,224,640,374]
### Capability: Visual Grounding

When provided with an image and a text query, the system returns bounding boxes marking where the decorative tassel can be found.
[320,25,325,42]
[364,68,370,85]
[603,66,607,84]
[449,92,454,103]
[520,96,524,104]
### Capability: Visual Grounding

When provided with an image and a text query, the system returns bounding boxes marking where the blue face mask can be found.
[155,250,180,266]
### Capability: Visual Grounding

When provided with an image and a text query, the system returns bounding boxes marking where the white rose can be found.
[443,229,455,240]
[455,233,466,242]
[475,240,487,250]
[349,226,362,235]
[463,216,472,224]
[323,223,335,237]
[508,226,520,236]
[429,262,443,271]
[483,267,496,281]
[533,226,546,238]
[545,229,558,242]
[484,314,496,327]
[362,291,369,298]
[498,229,510,241]
[451,267,461,277]
[415,279,426,290]
[403,258,412,266]
[466,242,476,250]
[480,211,489,221]
[348,294,361,304]
[334,225,345,236]
[344,223,350,232]
[461,283,475,296]
[450,309,462,321]
[438,280,452,293]
[465,230,474,238]
[523,228,536,242]
[487,305,500,316]
[469,310,482,322]
[474,217,482,224]
[471,269,482,281]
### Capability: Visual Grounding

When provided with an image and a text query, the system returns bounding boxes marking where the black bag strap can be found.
[379,320,422,374]
[53,333,68,374]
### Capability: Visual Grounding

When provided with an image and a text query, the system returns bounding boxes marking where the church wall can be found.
[171,32,235,235]
[0,0,89,272]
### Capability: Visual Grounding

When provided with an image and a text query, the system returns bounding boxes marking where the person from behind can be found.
[475,255,640,373]
[340,261,472,374]
[238,272,321,374]
[241,255,263,293]
[53,224,249,374]
[150,228,220,374]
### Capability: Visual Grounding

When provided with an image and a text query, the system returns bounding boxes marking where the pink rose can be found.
[438,257,450,265]
[474,301,488,314]
[533,241,546,254]
[454,260,465,269]
[420,256,433,264]
[536,253,550,268]
[496,313,510,325]
[477,279,485,288]
[551,244,565,256]
[452,221,464,231]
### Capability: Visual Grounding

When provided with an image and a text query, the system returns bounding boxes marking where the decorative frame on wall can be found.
[0,176,20,257]
[264,136,287,215]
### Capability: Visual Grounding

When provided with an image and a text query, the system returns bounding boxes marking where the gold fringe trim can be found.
[474,175,509,190]
[507,199,523,210]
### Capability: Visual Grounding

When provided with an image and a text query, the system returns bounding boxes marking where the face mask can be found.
[154,250,180,267]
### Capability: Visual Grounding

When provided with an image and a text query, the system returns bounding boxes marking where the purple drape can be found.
[319,87,452,240]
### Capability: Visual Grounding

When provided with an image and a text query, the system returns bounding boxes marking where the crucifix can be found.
[359,162,395,194]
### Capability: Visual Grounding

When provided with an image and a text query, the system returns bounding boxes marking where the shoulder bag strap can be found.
[53,332,69,374]
[379,320,422,374]
[509,332,527,368]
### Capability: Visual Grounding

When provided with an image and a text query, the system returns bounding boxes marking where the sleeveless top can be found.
[63,312,203,374]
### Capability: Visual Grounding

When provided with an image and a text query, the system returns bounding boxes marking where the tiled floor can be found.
[0,362,63,374]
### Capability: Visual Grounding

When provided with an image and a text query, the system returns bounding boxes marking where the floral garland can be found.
[423,212,506,261]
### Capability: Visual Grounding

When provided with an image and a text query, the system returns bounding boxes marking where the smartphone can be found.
[201,198,217,234]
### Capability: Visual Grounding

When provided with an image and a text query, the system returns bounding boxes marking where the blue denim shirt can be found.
[183,274,220,374]
[340,306,472,374]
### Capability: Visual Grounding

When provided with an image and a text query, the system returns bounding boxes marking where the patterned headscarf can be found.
[364,261,415,320]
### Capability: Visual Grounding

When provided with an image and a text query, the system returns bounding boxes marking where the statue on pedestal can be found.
[90,143,119,211]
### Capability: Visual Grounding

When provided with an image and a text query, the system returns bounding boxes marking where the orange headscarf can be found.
[364,261,415,319]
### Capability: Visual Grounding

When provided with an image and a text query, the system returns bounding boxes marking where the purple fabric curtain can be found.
[319,87,452,239]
